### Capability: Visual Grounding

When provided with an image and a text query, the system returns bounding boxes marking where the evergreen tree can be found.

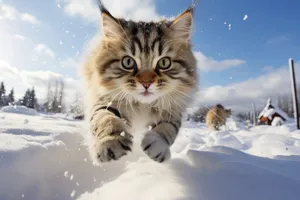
[21,89,31,107]
[0,82,6,106]
[28,88,37,109]
[8,88,15,105]
[0,82,6,95]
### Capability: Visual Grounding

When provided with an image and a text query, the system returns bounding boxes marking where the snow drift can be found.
[0,112,300,200]
[0,105,39,116]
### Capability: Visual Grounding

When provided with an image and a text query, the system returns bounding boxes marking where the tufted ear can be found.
[169,7,194,40]
[97,0,123,38]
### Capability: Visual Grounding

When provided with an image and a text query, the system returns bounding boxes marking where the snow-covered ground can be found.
[0,106,300,200]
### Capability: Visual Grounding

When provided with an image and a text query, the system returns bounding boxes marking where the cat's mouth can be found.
[140,91,153,96]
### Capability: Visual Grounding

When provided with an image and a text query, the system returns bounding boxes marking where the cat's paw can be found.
[93,132,133,163]
[141,131,171,163]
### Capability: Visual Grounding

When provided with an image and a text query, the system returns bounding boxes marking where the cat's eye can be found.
[157,57,171,70]
[122,56,136,70]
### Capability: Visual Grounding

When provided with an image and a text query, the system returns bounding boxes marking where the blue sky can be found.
[0,0,299,110]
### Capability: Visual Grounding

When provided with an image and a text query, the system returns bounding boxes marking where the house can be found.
[258,98,288,126]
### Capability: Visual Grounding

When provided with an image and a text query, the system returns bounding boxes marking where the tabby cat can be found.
[81,1,198,163]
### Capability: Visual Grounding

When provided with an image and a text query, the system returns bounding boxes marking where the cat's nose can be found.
[140,82,152,90]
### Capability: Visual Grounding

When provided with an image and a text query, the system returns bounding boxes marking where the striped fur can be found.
[81,2,198,163]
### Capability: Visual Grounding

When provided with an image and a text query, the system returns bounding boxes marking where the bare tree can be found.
[44,78,66,113]
[58,79,65,113]
[69,92,84,116]
[50,80,59,113]
[45,81,53,112]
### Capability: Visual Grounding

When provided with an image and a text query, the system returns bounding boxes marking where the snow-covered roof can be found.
[258,98,289,120]
[262,108,275,119]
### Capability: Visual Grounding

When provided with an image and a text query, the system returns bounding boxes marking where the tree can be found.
[8,88,15,105]
[58,79,65,113]
[21,89,31,107]
[0,82,6,95]
[44,79,66,113]
[45,81,53,112]
[69,92,84,116]
[0,82,6,106]
[51,80,59,113]
[28,88,37,109]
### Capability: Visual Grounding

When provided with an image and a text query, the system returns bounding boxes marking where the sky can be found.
[0,0,300,112]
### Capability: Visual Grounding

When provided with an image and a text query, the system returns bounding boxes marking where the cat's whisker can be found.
[168,93,186,114]
[169,91,186,105]
[116,91,127,110]
[109,90,126,104]
[97,86,123,98]
[174,88,192,98]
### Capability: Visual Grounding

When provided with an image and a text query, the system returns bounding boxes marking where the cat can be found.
[81,0,198,163]
[206,104,232,131]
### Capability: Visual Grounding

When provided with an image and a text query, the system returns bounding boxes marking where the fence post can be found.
[289,58,299,129]
[252,102,256,126]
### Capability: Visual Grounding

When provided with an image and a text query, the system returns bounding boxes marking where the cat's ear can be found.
[170,8,194,40]
[97,0,123,38]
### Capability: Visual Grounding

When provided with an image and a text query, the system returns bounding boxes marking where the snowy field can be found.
[0,106,300,200]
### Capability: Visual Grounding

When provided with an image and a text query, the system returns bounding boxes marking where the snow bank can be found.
[0,112,300,200]
[79,145,300,200]
[0,105,39,116]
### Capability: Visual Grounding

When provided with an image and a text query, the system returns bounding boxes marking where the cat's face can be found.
[94,4,197,104]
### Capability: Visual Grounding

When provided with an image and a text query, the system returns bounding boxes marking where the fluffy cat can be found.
[206,104,232,131]
[81,1,198,163]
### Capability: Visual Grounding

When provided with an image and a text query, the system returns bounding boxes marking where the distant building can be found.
[258,98,288,126]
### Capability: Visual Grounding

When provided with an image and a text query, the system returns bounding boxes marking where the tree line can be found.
[0,81,83,116]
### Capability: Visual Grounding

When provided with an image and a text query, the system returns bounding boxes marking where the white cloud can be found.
[58,0,160,23]
[20,13,40,24]
[0,60,80,101]
[195,62,300,112]
[60,57,78,68]
[0,60,19,79]
[262,66,275,73]
[194,51,246,72]
[33,44,55,59]
[0,4,40,24]
[13,34,26,40]
[0,4,18,20]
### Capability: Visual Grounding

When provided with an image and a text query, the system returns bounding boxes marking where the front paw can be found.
[94,132,133,163]
[141,131,171,163]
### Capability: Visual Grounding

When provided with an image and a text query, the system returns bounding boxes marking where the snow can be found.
[228,24,232,30]
[0,112,300,200]
[272,116,284,126]
[264,108,276,119]
[0,105,39,116]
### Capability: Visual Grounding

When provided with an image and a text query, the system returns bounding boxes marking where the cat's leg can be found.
[89,101,132,163]
[141,117,181,163]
